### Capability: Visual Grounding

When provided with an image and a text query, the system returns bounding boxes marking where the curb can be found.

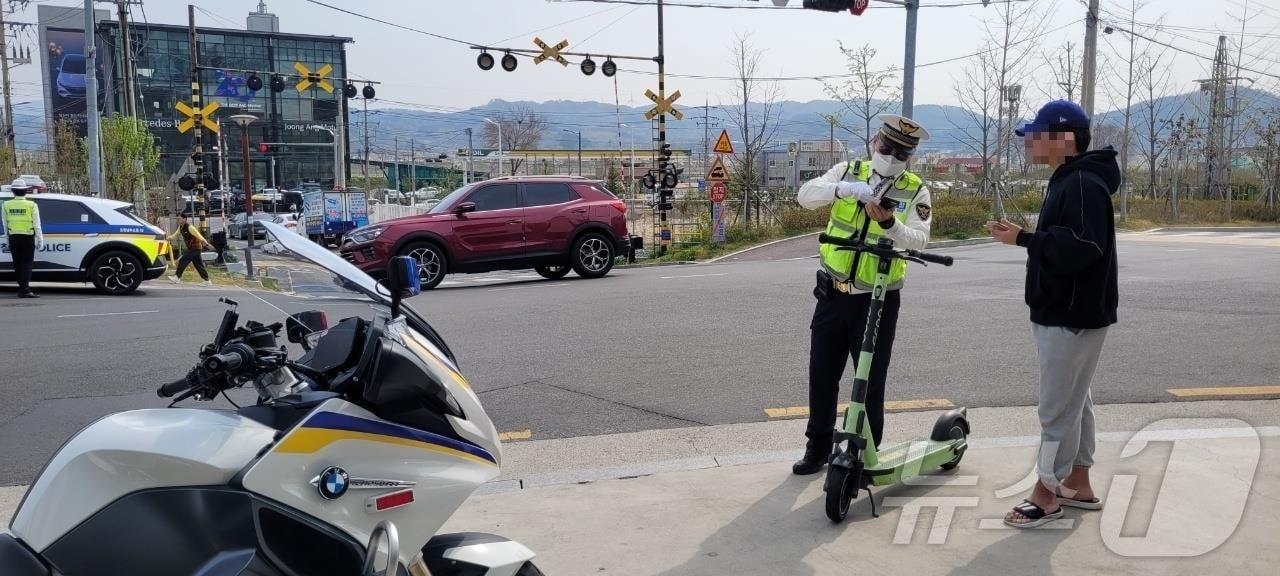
[926,237,996,249]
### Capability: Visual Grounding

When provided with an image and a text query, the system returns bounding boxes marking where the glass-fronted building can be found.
[38,4,352,194]
[100,22,352,191]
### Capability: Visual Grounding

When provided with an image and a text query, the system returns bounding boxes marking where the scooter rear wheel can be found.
[940,424,966,470]
[824,465,856,522]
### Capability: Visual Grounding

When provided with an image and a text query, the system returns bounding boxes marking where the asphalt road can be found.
[1,229,1277,486]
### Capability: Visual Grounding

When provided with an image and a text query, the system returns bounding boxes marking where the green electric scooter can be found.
[818,232,971,523]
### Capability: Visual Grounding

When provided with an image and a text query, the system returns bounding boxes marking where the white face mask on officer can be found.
[870,138,911,181]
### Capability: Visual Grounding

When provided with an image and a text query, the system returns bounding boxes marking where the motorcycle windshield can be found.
[257,221,458,367]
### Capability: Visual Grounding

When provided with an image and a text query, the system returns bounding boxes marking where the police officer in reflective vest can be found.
[3,178,44,298]
[792,115,932,475]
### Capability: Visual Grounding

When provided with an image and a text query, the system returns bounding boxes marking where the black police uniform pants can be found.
[9,234,35,292]
[175,249,209,281]
[805,287,901,451]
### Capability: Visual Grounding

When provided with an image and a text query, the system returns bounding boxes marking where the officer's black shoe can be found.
[792,444,829,475]
[19,290,38,298]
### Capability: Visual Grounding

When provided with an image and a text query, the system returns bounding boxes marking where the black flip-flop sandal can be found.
[1058,496,1103,510]
[1003,499,1064,529]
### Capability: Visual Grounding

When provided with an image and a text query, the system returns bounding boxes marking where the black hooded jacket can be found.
[1015,147,1120,329]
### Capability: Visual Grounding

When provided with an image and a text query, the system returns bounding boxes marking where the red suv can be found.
[340,176,636,289]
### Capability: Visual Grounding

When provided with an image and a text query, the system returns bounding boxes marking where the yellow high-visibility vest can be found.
[819,161,923,290]
[2,198,36,235]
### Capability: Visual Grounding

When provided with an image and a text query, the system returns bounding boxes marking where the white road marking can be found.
[57,310,159,318]
[1167,248,1198,252]
[660,273,730,280]
[488,283,568,292]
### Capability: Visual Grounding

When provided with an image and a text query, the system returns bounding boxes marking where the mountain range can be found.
[13,87,1277,157]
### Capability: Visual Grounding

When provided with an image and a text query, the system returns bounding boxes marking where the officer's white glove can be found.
[35,239,44,251]
[835,181,877,203]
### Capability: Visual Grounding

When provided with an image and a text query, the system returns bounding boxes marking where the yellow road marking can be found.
[765,399,954,420]
[498,429,532,442]
[1168,386,1280,399]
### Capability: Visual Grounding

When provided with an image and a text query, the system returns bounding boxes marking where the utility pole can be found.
[1206,35,1230,204]
[828,117,835,170]
[115,0,136,118]
[334,94,346,189]
[1081,0,1100,119]
[86,0,103,197]
[409,139,416,192]
[393,135,399,192]
[0,3,14,155]
[703,99,710,176]
[901,0,918,118]
[465,127,473,185]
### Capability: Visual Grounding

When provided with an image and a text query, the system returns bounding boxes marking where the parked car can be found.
[225,212,274,240]
[253,188,284,203]
[16,175,47,193]
[273,213,303,235]
[339,175,636,289]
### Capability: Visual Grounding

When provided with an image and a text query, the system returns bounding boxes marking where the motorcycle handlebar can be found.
[157,377,192,398]
[203,351,244,374]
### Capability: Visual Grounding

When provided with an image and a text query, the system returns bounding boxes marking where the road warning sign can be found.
[712,130,734,154]
[706,156,730,182]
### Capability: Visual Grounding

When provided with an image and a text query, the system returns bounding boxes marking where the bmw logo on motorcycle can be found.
[315,466,350,500]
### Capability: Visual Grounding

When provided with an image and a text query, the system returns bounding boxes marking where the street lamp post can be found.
[484,118,502,177]
[311,124,345,190]
[230,114,257,280]
[563,129,582,176]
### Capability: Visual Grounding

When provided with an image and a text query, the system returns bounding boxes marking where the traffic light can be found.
[501,52,518,72]
[362,84,376,99]
[344,82,358,98]
[580,56,596,76]
[601,58,617,77]
[258,143,269,154]
[270,75,286,92]
[662,165,683,189]
[641,172,657,190]
[802,0,868,15]
[477,51,495,71]
[659,143,673,165]
[247,74,263,91]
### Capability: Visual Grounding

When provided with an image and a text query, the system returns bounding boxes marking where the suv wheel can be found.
[535,265,571,280]
[401,241,447,290]
[570,233,615,279]
[90,251,143,295]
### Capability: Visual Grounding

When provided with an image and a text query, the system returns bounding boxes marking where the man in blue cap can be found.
[986,100,1120,528]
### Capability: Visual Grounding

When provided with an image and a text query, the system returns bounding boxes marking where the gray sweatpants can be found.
[1032,323,1108,490]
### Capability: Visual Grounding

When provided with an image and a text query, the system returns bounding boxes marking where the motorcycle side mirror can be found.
[286,310,329,348]
[453,202,476,215]
[386,256,421,318]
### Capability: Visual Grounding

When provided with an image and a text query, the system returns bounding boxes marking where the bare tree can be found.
[1247,103,1280,210]
[1041,41,1083,102]
[1133,50,1183,198]
[947,47,1003,189]
[1101,0,1153,218]
[723,31,783,228]
[482,107,545,175]
[822,42,900,158]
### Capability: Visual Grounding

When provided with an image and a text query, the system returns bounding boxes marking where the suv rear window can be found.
[523,183,579,207]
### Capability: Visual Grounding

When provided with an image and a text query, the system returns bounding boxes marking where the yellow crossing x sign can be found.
[644,89,683,121]
[532,37,570,66]
[294,62,334,93]
[175,100,219,134]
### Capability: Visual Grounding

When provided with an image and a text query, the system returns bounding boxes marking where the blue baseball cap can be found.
[1016,100,1090,137]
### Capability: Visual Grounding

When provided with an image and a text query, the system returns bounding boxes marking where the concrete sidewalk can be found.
[442,400,1278,575]
[3,401,1276,575]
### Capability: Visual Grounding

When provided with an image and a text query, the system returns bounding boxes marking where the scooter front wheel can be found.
[824,465,856,522]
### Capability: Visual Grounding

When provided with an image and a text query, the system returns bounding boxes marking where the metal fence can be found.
[370,203,434,223]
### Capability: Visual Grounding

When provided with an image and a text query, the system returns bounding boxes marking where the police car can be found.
[0,192,169,295]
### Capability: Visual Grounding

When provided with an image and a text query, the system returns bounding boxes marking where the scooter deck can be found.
[865,437,965,486]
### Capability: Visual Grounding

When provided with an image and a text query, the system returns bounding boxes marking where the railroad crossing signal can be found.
[644,89,683,121]
[532,37,570,66]
[706,156,730,182]
[294,62,334,93]
[175,100,219,134]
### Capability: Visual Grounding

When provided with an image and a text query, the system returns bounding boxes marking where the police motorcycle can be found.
[1,221,543,576]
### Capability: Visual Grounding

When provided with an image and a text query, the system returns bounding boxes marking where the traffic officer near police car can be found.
[792,114,932,475]
[2,178,44,298]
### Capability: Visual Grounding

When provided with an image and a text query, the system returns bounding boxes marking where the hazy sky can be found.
[7,1,1278,120]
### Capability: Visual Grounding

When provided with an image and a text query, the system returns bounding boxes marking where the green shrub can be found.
[779,205,829,235]
[931,194,991,238]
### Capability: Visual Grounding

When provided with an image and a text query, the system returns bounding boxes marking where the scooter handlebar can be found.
[908,250,954,267]
[817,233,856,247]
